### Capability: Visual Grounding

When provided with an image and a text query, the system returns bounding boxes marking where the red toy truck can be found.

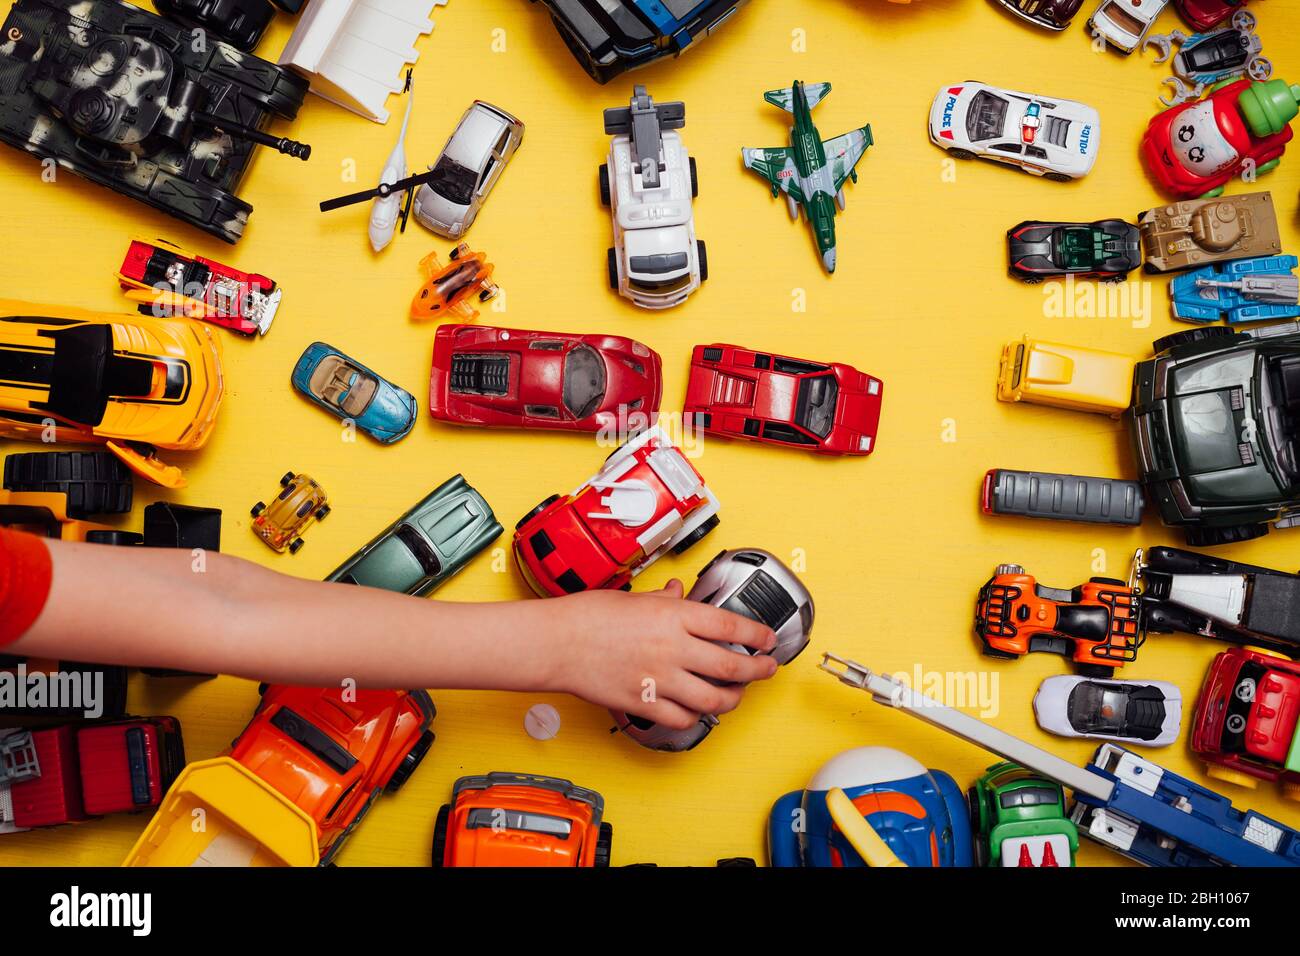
[0,717,184,831]
[1191,646,1300,799]
[513,425,720,596]
[1141,78,1299,199]
[683,343,883,455]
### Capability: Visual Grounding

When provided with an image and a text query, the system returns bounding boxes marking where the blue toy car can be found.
[291,342,418,443]
[535,0,748,84]
[1170,255,1300,325]
[768,746,973,867]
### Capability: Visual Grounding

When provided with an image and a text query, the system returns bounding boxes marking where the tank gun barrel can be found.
[193,112,311,160]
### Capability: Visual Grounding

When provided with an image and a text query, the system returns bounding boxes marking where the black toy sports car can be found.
[1006,219,1142,282]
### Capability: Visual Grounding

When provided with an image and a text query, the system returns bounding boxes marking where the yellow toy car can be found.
[0,299,225,488]
[251,472,330,554]
[997,335,1134,416]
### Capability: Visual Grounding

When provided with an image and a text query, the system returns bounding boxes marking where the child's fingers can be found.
[685,639,779,686]
[623,695,699,731]
[656,578,685,599]
[681,602,775,652]
[663,671,745,716]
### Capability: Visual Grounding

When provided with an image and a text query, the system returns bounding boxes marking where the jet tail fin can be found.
[763,82,831,113]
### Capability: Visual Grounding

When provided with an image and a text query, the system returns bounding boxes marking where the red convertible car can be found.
[429,324,662,432]
[683,343,883,455]
[513,426,720,596]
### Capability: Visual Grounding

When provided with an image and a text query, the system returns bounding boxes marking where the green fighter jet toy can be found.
[742,81,873,274]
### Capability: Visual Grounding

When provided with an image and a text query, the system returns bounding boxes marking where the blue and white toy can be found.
[1170,255,1300,324]
[1143,10,1273,106]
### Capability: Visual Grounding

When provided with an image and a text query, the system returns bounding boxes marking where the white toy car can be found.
[1087,0,1170,55]
[599,86,706,310]
[928,82,1100,181]
[1034,675,1182,747]
[412,101,524,239]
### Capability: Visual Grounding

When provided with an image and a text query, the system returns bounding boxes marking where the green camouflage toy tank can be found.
[0,0,310,242]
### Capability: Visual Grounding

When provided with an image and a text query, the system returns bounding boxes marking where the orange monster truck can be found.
[975,563,1145,676]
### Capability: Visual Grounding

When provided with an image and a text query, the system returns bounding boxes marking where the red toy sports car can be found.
[1174,0,1258,30]
[429,324,662,432]
[683,343,882,455]
[116,238,281,336]
[1140,78,1298,199]
[513,425,720,596]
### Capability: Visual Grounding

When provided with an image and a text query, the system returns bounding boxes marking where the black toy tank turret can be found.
[0,0,310,242]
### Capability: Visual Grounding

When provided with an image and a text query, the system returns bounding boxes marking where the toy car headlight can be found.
[859,436,872,452]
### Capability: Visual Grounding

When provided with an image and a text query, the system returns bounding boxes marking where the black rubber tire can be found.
[594,821,613,867]
[431,804,450,867]
[3,451,133,518]
[697,240,709,282]
[386,729,435,793]
[1152,326,1234,353]
[607,248,619,290]
[1019,275,1043,284]
[315,504,331,521]
[979,643,1020,661]
[1044,172,1073,183]
[967,787,989,868]
[1089,576,1126,586]
[948,148,976,160]
[689,156,698,198]
[289,538,305,555]
[448,245,461,260]
[251,502,266,517]
[1078,664,1118,679]
[670,514,719,556]
[84,530,144,546]
[599,163,611,206]
[1185,523,1269,547]
[516,494,560,531]
[154,0,275,52]
[280,471,295,487]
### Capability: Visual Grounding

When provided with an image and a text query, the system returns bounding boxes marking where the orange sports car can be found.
[975,563,1145,676]
[431,772,612,867]
[0,299,225,488]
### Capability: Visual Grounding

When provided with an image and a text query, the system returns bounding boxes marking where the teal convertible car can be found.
[326,476,502,596]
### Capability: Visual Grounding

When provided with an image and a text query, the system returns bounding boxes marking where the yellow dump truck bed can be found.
[997,335,1135,416]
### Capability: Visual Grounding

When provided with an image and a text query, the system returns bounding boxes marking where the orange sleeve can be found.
[0,528,53,647]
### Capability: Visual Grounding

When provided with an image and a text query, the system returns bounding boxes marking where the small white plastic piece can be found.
[370,84,414,251]
[279,0,448,123]
[524,704,561,741]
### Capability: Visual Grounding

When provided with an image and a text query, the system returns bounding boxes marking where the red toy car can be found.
[513,425,720,596]
[1174,0,1259,30]
[0,717,184,832]
[1191,646,1300,799]
[116,238,282,336]
[683,343,882,455]
[429,324,662,432]
[229,685,435,864]
[1141,78,1299,199]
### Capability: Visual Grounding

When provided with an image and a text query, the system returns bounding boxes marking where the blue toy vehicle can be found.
[534,0,748,84]
[291,342,418,443]
[1170,255,1300,325]
[768,746,973,867]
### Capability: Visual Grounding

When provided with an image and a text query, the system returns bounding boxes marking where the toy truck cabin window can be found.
[466,807,572,838]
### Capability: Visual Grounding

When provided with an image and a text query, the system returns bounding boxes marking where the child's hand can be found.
[546,580,779,729]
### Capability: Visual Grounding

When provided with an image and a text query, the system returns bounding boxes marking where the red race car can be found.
[513,425,720,596]
[1141,78,1298,199]
[229,685,435,864]
[683,343,882,455]
[116,238,282,336]
[1191,646,1300,799]
[0,717,184,832]
[429,324,662,432]
[1174,0,1259,30]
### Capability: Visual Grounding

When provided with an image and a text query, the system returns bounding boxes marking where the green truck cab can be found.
[969,761,1079,867]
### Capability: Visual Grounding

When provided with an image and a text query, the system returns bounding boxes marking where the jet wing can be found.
[741,147,805,204]
[824,126,873,194]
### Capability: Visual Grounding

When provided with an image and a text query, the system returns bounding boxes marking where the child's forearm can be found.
[15,540,568,692]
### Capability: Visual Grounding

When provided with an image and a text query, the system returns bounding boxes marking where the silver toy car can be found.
[612,548,813,752]
[412,100,524,238]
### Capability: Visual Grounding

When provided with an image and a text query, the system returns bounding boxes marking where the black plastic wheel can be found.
[607,248,619,290]
[594,821,613,867]
[84,530,145,547]
[449,245,461,260]
[1185,523,1269,547]
[979,643,1019,661]
[697,240,709,282]
[386,729,435,793]
[289,538,305,555]
[1078,664,1118,679]
[431,804,450,867]
[948,148,976,160]
[251,502,266,518]
[3,451,133,519]
[315,504,331,520]
[689,156,698,198]
[1088,576,1126,586]
[153,0,276,52]
[967,787,988,868]
[1044,172,1073,183]
[280,471,295,487]
[1152,326,1234,353]
[516,494,560,531]
[670,514,719,556]
[599,163,611,206]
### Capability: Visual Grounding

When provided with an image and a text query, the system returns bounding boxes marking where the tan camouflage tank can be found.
[1138,191,1283,273]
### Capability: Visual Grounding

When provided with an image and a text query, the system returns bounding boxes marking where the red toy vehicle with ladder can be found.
[975,564,1145,675]
[0,717,184,833]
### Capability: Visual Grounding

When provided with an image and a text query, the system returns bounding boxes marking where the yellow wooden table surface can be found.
[2,0,1299,868]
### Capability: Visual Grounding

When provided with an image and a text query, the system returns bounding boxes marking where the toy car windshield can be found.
[41,326,154,427]
[1068,683,1163,737]
[562,346,607,419]
[968,92,1008,141]
[465,808,572,836]
[427,156,477,206]
[998,785,1061,809]
[1258,353,1300,487]
[795,375,838,439]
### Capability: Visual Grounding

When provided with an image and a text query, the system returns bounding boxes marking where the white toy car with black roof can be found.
[928,81,1100,180]
[1034,675,1182,747]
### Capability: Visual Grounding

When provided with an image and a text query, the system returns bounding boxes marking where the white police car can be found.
[928,82,1100,181]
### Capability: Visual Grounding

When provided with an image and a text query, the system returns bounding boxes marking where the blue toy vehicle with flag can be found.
[1170,254,1300,324]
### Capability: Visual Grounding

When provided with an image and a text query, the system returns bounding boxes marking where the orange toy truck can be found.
[431,772,612,867]
[975,563,1145,676]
